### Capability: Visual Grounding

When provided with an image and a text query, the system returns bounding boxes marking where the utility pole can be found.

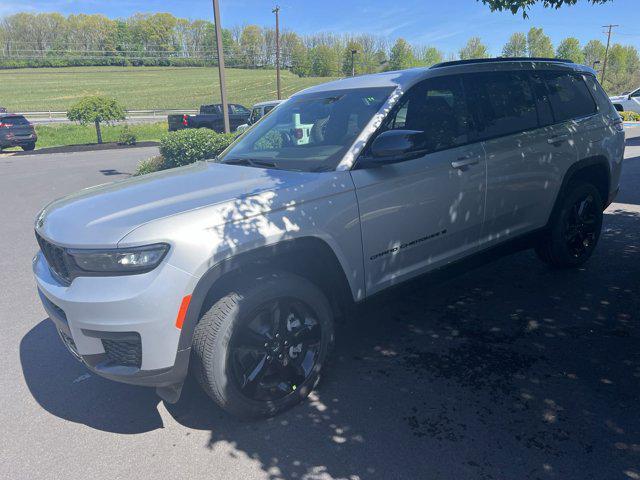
[601,24,619,86]
[272,5,281,100]
[351,49,357,77]
[213,0,230,133]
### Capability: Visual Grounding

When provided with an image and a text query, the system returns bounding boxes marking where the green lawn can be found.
[1,66,336,112]
[1,122,167,151]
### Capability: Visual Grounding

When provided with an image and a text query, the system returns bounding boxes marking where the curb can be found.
[0,141,159,157]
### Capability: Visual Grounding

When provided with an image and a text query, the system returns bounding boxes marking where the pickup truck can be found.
[609,87,640,114]
[168,104,250,132]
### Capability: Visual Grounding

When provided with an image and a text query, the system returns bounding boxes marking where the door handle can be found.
[451,156,480,169]
[547,134,569,144]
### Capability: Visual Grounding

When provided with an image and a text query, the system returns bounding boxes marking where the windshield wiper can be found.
[222,158,277,169]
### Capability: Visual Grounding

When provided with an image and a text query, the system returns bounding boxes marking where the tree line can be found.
[0,12,638,93]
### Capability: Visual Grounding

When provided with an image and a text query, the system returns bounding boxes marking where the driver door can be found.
[350,75,486,296]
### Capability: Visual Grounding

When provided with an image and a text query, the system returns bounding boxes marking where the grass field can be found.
[1,66,337,112]
[1,122,167,151]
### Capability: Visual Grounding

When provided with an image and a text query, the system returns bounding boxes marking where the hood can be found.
[36,161,342,247]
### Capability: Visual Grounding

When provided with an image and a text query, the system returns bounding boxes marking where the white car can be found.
[610,87,640,113]
[235,100,284,133]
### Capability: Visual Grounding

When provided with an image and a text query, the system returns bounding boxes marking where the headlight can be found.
[67,243,169,274]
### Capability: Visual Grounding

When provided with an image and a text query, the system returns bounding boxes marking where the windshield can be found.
[217,87,393,172]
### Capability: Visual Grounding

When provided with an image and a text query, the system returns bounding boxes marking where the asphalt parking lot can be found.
[1,135,639,480]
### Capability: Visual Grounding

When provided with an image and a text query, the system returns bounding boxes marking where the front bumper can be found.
[33,252,197,389]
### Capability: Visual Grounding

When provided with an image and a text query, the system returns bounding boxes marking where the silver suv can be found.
[33,58,625,419]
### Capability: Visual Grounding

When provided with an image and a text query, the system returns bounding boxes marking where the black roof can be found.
[430,57,574,69]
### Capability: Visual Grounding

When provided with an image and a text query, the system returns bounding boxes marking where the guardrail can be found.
[12,109,199,124]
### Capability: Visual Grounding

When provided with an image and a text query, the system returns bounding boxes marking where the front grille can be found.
[36,232,72,284]
[102,337,142,368]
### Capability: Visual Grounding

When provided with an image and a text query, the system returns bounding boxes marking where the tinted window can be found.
[263,105,275,114]
[2,115,29,125]
[467,72,539,140]
[383,75,474,154]
[631,89,640,98]
[544,72,597,122]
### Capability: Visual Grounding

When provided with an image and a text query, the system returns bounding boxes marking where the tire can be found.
[535,181,603,268]
[191,271,334,419]
[22,143,35,151]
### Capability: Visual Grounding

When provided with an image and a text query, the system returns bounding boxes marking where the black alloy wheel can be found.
[229,298,322,401]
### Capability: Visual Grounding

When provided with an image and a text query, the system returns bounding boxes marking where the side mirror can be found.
[359,129,425,167]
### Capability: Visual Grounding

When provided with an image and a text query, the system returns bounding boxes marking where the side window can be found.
[249,108,261,123]
[263,105,275,114]
[631,89,640,98]
[544,72,597,122]
[383,75,474,154]
[467,71,539,140]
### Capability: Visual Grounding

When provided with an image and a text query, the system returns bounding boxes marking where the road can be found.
[0,137,639,480]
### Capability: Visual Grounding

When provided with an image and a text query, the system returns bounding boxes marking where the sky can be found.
[1,0,639,56]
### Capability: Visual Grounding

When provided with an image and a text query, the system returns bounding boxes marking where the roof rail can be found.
[430,57,574,69]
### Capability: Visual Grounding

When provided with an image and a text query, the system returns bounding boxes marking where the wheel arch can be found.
[548,156,611,227]
[177,236,355,351]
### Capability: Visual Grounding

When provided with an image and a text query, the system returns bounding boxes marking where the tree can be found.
[388,38,416,70]
[416,46,443,66]
[583,39,606,69]
[502,32,527,57]
[240,25,263,67]
[604,44,640,94]
[478,0,612,17]
[309,45,340,76]
[459,37,489,60]
[67,96,126,144]
[556,37,584,64]
[527,27,554,57]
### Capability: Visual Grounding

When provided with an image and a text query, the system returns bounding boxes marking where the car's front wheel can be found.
[536,181,603,268]
[191,272,334,419]
[22,143,36,151]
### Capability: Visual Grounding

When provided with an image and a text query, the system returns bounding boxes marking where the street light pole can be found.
[272,6,281,100]
[212,0,230,133]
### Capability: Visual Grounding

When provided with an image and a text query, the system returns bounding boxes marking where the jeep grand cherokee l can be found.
[33,58,624,419]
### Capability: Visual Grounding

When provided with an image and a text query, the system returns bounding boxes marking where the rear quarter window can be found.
[544,72,597,122]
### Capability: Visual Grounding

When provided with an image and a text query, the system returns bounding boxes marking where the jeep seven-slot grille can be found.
[102,338,142,368]
[36,232,72,284]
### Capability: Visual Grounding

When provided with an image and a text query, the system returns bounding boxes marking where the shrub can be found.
[620,111,640,122]
[117,125,137,145]
[159,129,236,168]
[134,155,166,176]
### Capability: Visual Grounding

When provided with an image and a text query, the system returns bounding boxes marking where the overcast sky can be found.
[1,0,639,55]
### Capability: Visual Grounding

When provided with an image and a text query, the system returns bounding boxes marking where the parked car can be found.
[33,58,624,419]
[0,114,37,151]
[168,103,250,132]
[0,107,7,113]
[236,100,284,133]
[610,87,640,113]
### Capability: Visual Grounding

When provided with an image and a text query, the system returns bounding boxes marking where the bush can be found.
[134,155,166,176]
[117,125,137,145]
[159,129,236,168]
[620,111,640,122]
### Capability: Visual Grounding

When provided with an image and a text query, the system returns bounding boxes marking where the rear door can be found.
[466,70,575,246]
[351,75,486,295]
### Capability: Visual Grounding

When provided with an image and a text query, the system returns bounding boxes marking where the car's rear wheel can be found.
[535,181,603,268]
[22,143,35,151]
[191,272,334,419]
